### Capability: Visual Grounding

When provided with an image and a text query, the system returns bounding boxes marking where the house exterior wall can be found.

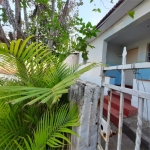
[64,53,79,66]
[105,44,123,85]
[106,44,123,65]
[101,0,150,41]
[126,37,150,80]
[78,0,150,84]
[126,37,150,63]
[79,40,107,86]
[132,79,150,121]
[106,37,150,85]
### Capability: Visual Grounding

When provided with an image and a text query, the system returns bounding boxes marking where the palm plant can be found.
[0,36,97,149]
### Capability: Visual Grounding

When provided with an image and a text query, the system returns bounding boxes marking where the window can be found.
[147,44,150,62]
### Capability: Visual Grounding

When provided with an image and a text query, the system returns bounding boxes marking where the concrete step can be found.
[104,96,138,117]
[103,103,127,127]
[123,116,150,150]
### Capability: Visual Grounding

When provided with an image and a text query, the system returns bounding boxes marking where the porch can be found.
[105,16,150,87]
[103,13,150,123]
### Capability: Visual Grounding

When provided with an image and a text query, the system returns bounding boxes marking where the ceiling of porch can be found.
[107,16,150,45]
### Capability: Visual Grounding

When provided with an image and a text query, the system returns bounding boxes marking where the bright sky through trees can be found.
[79,0,118,25]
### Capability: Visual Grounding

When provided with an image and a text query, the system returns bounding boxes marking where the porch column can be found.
[99,41,108,86]
[100,40,108,64]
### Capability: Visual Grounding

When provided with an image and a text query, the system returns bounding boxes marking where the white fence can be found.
[98,47,150,150]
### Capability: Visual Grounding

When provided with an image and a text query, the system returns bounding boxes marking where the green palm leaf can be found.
[0,36,98,149]
[0,102,26,149]
[0,62,97,105]
[15,103,79,149]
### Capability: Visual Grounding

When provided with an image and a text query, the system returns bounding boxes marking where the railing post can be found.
[134,97,144,150]
[105,90,112,150]
[97,67,105,150]
[117,47,127,150]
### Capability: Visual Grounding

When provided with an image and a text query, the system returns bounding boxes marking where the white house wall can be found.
[126,37,150,80]
[105,37,150,85]
[79,65,102,86]
[106,43,123,65]
[64,53,79,66]
[79,39,107,86]
[126,37,150,63]
[105,44,123,85]
[78,38,105,64]
[101,0,150,41]
[84,0,150,60]
[78,52,83,64]
[79,0,150,85]
[132,79,150,121]
[87,39,105,63]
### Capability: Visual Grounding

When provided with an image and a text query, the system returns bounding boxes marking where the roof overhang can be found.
[88,0,144,43]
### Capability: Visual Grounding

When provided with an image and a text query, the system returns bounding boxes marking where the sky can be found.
[78,0,118,25]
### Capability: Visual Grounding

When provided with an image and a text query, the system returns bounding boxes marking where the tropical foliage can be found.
[0,36,97,149]
[0,0,99,61]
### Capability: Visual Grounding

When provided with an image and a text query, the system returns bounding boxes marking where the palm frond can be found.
[0,63,97,105]
[15,103,79,149]
[0,97,48,149]
[0,102,25,149]
[0,36,54,83]
[0,36,97,149]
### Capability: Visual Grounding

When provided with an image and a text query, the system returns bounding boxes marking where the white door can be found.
[125,48,138,86]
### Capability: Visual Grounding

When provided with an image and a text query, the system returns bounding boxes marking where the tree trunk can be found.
[60,0,69,25]
[1,0,16,30]
[23,0,29,31]
[15,0,22,39]
[1,0,24,39]
[51,0,55,21]
[48,0,55,48]
[8,32,14,41]
[0,24,9,46]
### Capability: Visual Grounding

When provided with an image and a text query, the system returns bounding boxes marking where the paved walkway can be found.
[101,116,150,150]
[101,119,135,150]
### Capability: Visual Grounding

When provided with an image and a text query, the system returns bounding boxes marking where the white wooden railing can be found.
[98,47,150,150]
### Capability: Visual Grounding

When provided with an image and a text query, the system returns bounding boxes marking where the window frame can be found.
[147,43,150,62]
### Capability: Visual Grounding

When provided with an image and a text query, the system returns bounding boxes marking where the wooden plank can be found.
[103,62,150,70]
[105,90,112,150]
[98,69,105,149]
[102,83,150,100]
[100,118,110,142]
[117,47,126,150]
[97,145,104,150]
[86,102,92,146]
[135,98,144,150]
